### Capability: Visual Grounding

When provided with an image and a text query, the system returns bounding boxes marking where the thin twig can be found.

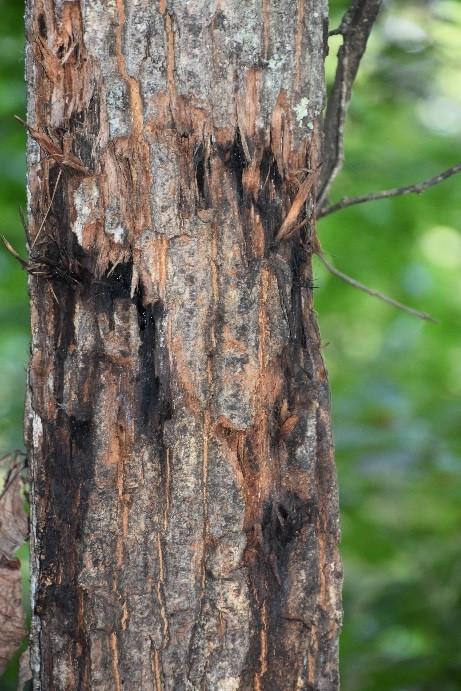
[318,162,461,218]
[32,168,62,248]
[316,252,437,322]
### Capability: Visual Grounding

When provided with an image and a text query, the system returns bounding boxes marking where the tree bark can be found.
[25,1,342,689]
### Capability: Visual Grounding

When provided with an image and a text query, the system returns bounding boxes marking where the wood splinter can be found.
[275,167,320,243]
[15,115,89,174]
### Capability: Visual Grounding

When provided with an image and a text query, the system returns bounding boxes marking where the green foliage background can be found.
[0,1,460,689]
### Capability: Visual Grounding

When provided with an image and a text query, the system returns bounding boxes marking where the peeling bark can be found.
[25,1,342,689]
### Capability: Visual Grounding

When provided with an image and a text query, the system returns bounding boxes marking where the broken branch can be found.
[316,252,437,322]
[318,162,461,218]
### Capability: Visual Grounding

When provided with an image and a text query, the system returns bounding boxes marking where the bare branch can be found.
[318,0,383,207]
[316,252,437,322]
[318,162,461,218]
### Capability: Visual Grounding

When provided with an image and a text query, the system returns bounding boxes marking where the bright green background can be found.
[0,1,460,689]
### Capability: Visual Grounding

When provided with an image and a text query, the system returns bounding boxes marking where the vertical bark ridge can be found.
[25,1,341,689]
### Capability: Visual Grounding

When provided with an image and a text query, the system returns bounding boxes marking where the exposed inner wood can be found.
[25,1,341,689]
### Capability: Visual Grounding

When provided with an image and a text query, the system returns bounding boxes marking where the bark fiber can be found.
[25,1,342,689]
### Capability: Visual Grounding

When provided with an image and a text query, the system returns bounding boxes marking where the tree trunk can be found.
[25,1,341,689]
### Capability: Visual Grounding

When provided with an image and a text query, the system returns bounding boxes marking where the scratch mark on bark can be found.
[254,600,268,690]
[256,266,271,499]
[294,0,306,93]
[114,0,152,231]
[115,443,128,568]
[121,600,129,630]
[152,646,164,691]
[162,11,177,104]
[163,447,171,532]
[296,653,309,689]
[156,532,170,644]
[258,267,269,376]
[318,529,327,609]
[158,236,168,299]
[307,624,317,683]
[307,623,318,686]
[209,225,218,353]
[262,0,270,60]
[200,411,210,591]
[110,631,122,691]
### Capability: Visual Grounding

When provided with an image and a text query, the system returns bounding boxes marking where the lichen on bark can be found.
[25,1,342,689]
